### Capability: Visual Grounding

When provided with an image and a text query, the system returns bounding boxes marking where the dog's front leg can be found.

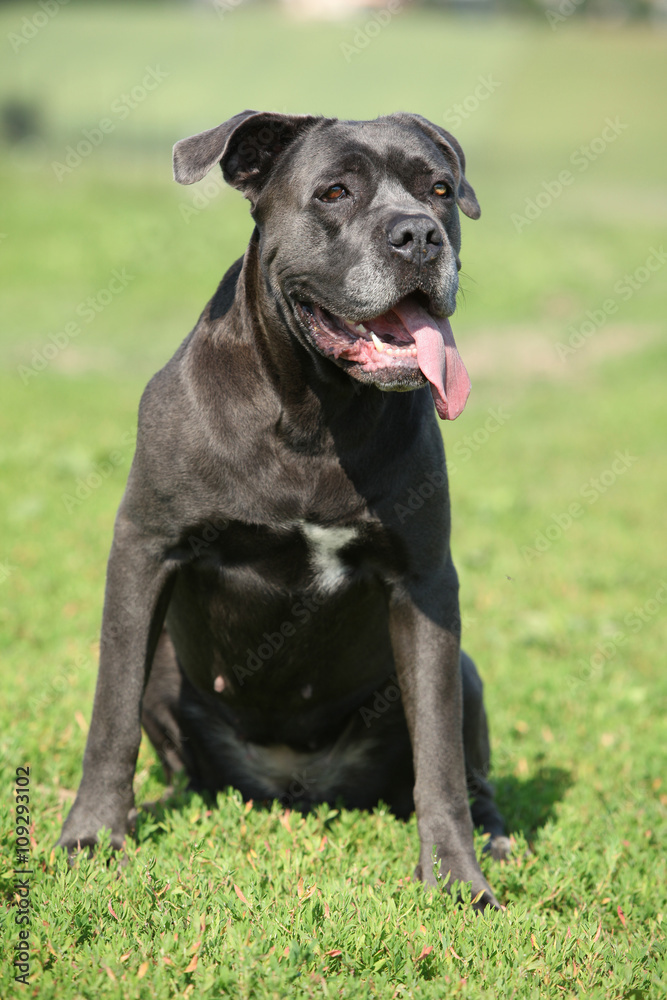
[57,514,175,855]
[389,566,500,910]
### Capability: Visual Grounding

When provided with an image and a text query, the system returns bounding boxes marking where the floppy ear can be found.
[173,109,258,185]
[392,112,481,220]
[173,110,321,197]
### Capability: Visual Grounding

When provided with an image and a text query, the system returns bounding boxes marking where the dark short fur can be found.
[58,111,509,909]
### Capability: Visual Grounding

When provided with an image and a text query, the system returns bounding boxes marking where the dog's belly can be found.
[165,520,399,749]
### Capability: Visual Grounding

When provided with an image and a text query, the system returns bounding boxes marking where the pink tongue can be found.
[391,299,471,420]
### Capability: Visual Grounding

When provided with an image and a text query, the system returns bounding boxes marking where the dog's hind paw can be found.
[488,835,512,861]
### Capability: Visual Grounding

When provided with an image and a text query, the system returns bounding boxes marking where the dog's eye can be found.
[320,185,347,202]
[432,182,452,197]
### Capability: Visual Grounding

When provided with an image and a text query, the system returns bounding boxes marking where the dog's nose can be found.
[387,213,443,264]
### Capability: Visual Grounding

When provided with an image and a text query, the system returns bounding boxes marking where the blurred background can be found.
[0,0,666,848]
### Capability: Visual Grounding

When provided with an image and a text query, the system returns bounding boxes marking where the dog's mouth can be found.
[296,293,471,420]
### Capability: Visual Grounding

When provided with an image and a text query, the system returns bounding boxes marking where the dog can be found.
[57,110,509,909]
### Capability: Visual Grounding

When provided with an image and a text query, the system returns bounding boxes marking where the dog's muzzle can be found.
[297,293,471,420]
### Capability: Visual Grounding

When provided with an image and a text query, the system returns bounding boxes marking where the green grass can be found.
[1,3,666,997]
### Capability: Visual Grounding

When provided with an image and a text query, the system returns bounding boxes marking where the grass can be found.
[1,3,666,997]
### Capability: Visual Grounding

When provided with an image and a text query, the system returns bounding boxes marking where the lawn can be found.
[0,3,666,997]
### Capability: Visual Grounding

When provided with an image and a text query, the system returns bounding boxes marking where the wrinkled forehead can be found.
[274,119,455,197]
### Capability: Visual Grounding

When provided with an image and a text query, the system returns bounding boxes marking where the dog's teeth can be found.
[355,323,367,333]
[371,332,384,353]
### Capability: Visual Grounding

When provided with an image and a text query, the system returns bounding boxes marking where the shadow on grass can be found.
[132,761,573,848]
[492,765,573,841]
[132,760,347,847]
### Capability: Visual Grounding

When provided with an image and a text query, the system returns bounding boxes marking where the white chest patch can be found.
[300,522,358,591]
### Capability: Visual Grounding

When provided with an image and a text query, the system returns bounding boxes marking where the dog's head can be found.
[173,111,480,420]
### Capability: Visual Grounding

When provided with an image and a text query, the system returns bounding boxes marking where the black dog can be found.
[58,111,509,909]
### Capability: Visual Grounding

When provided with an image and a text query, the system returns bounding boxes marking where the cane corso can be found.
[58,110,510,909]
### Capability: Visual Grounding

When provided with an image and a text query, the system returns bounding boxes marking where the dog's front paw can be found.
[56,796,131,861]
[56,825,128,863]
[414,858,502,912]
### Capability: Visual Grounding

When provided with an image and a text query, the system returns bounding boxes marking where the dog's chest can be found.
[299,521,359,591]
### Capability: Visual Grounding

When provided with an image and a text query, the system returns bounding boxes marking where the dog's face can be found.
[173,112,480,419]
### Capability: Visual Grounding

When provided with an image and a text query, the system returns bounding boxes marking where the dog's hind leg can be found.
[141,628,190,784]
[461,649,511,860]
